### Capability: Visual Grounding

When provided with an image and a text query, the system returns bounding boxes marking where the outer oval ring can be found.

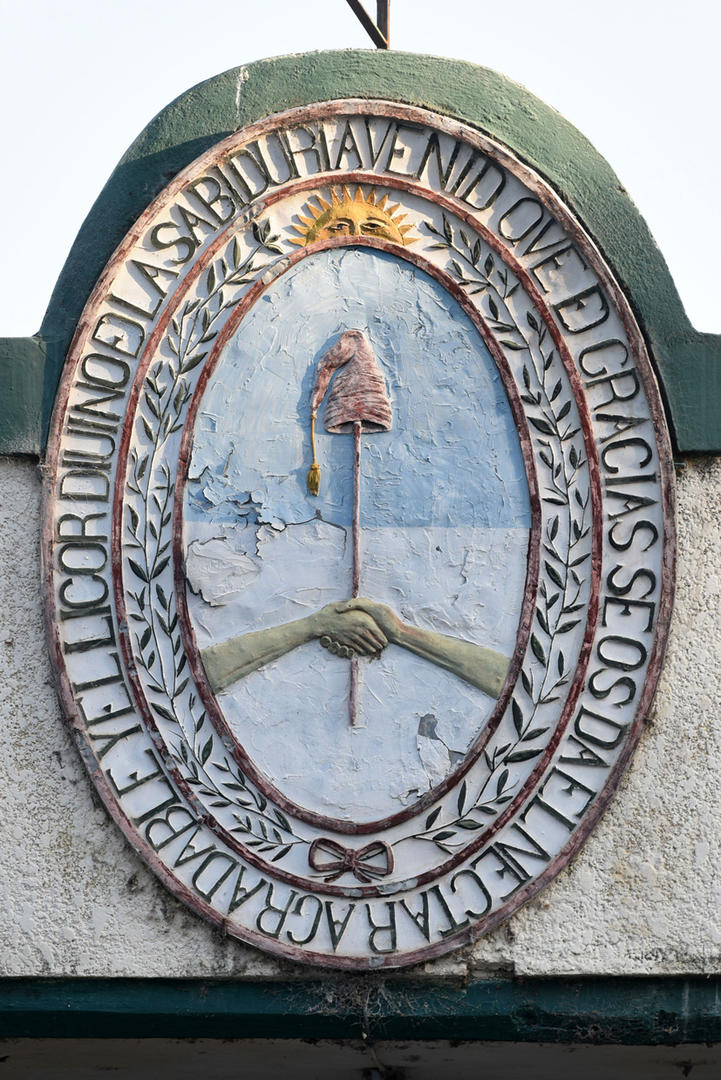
[42,99,675,968]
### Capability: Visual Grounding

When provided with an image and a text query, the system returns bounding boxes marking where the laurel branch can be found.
[124,225,305,859]
[405,218,591,853]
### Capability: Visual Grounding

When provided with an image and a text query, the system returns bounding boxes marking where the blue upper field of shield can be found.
[186,247,529,533]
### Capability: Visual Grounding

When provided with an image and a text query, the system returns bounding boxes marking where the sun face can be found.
[289,186,416,247]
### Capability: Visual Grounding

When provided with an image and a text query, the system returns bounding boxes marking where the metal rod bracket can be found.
[345,0,390,49]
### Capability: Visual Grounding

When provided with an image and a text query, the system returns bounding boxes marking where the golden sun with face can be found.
[289,186,416,247]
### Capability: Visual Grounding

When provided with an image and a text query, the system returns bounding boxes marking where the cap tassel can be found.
[307,411,321,495]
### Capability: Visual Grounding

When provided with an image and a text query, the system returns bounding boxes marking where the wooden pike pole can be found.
[307,330,393,728]
[349,419,362,725]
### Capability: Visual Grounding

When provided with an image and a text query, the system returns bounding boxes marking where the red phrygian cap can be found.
[310,330,392,434]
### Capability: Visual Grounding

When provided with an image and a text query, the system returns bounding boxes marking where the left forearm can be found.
[201,614,319,692]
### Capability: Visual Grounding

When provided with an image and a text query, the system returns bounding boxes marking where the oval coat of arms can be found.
[43,100,674,968]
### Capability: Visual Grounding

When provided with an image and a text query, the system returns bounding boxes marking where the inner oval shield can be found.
[181,246,531,822]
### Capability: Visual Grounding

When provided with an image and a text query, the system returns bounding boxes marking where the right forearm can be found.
[393,621,509,699]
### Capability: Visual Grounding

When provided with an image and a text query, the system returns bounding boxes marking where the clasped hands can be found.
[311,599,400,660]
[201,591,508,697]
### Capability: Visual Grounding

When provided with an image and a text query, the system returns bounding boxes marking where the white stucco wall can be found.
[1,454,719,978]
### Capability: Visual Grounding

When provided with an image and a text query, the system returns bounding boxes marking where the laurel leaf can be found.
[530,634,546,664]
[152,701,175,722]
[522,726,549,742]
[545,561,565,589]
[128,558,148,583]
[457,780,468,816]
[181,350,207,374]
[529,415,554,435]
[153,556,170,579]
[507,748,543,763]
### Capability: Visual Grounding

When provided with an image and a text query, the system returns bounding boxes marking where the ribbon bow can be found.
[308,838,394,883]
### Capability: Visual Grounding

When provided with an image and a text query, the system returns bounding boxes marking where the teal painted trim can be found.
[0,335,46,456]
[0,977,720,1043]
[1,50,719,454]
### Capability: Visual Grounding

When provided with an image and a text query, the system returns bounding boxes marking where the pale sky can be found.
[1,0,718,336]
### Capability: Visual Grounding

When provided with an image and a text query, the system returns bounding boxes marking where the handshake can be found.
[313,598,400,659]
[202,594,508,699]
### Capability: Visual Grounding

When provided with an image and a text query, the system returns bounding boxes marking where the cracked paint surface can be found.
[184,249,529,820]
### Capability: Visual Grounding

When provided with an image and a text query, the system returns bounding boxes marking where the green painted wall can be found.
[1,51,718,453]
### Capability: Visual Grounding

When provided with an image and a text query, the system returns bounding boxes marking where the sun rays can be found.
[289,186,416,247]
